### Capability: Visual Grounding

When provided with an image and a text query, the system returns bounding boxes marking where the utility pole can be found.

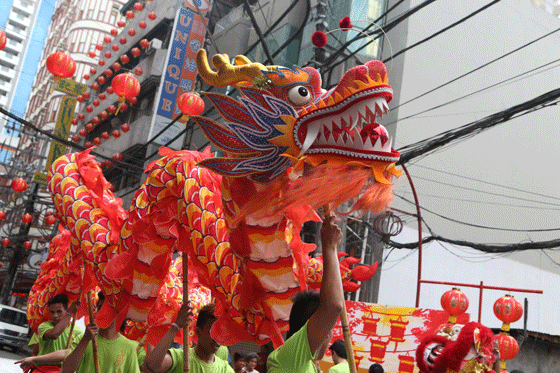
[0,183,39,305]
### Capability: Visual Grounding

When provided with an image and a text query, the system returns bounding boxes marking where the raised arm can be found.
[306,212,344,354]
[143,302,191,373]
[43,301,80,340]
[61,322,97,373]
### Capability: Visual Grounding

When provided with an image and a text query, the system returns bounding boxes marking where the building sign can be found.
[185,0,211,14]
[45,96,76,171]
[149,7,207,147]
[318,301,470,373]
[54,78,87,96]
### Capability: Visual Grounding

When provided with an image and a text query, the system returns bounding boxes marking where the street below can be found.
[0,347,29,373]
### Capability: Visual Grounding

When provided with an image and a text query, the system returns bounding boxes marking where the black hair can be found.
[246,352,258,362]
[287,290,320,339]
[233,351,247,362]
[368,363,384,373]
[48,294,69,308]
[329,339,347,360]
[196,303,217,329]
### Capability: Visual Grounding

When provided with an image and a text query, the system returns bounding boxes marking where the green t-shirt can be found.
[38,321,83,364]
[129,339,147,367]
[76,334,140,373]
[167,348,234,373]
[267,322,316,373]
[28,333,40,347]
[216,345,228,362]
[328,362,350,373]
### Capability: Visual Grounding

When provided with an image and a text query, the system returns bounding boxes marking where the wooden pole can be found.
[86,291,100,373]
[65,312,77,349]
[340,302,357,373]
[136,334,147,354]
[183,252,189,373]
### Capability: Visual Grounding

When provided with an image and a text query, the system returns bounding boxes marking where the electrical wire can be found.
[394,194,560,233]
[390,25,560,113]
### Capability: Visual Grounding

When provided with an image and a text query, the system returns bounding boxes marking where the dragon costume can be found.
[33,49,400,347]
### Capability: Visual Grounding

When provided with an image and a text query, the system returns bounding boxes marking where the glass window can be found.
[0,309,28,327]
[98,10,105,22]
[78,42,85,52]
[109,11,117,25]
[87,10,94,19]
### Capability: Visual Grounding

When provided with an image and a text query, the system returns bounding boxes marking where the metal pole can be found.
[478,281,483,323]
[402,165,423,308]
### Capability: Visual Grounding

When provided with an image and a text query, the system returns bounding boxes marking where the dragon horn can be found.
[196,49,267,87]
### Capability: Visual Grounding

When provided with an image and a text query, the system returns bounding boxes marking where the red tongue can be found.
[360,123,388,146]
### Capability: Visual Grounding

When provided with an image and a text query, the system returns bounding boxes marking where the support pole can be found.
[340,302,357,373]
[183,252,189,373]
[86,291,100,373]
[65,312,77,349]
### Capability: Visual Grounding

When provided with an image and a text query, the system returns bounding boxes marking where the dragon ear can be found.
[190,116,257,156]
[197,157,258,178]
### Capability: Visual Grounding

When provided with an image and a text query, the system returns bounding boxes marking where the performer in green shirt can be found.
[143,303,233,373]
[328,340,350,373]
[267,212,344,373]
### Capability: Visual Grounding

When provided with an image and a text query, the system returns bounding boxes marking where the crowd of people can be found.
[15,213,377,373]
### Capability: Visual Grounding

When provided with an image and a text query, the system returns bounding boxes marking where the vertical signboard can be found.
[44,96,76,171]
[149,7,207,147]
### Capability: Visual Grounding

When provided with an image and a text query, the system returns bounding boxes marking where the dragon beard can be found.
[234,163,394,225]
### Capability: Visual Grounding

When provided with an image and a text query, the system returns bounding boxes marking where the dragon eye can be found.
[287,86,312,106]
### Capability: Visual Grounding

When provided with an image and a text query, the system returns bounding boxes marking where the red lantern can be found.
[128,29,136,37]
[96,43,103,50]
[118,103,128,112]
[121,123,130,132]
[440,288,468,323]
[177,92,205,117]
[93,137,102,145]
[103,36,112,44]
[92,116,100,125]
[493,332,519,370]
[23,241,32,250]
[85,141,93,148]
[104,69,113,78]
[111,73,140,102]
[99,93,106,101]
[117,20,126,28]
[83,92,91,99]
[85,123,95,132]
[86,105,93,113]
[133,2,143,11]
[101,132,110,140]
[133,67,143,76]
[112,62,122,71]
[139,39,150,49]
[120,55,130,64]
[46,52,76,79]
[79,129,88,137]
[91,83,100,91]
[113,153,123,161]
[104,51,112,59]
[45,215,57,225]
[494,295,523,331]
[112,44,119,52]
[83,74,90,81]
[76,95,84,103]
[92,99,100,107]
[127,97,137,105]
[90,68,97,75]
[148,12,156,21]
[22,213,33,224]
[99,110,108,119]
[0,30,7,51]
[126,10,135,19]
[104,160,114,168]
[72,134,81,142]
[98,59,105,66]
[131,47,141,57]
[0,211,6,221]
[107,105,117,114]
[11,178,27,192]
[139,21,147,29]
[2,238,10,247]
[88,51,96,58]
[111,28,119,36]
[112,130,121,138]
[71,119,78,125]
[78,113,85,120]
[98,76,106,85]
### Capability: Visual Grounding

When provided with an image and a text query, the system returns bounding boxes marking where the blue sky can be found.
[1,0,54,117]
